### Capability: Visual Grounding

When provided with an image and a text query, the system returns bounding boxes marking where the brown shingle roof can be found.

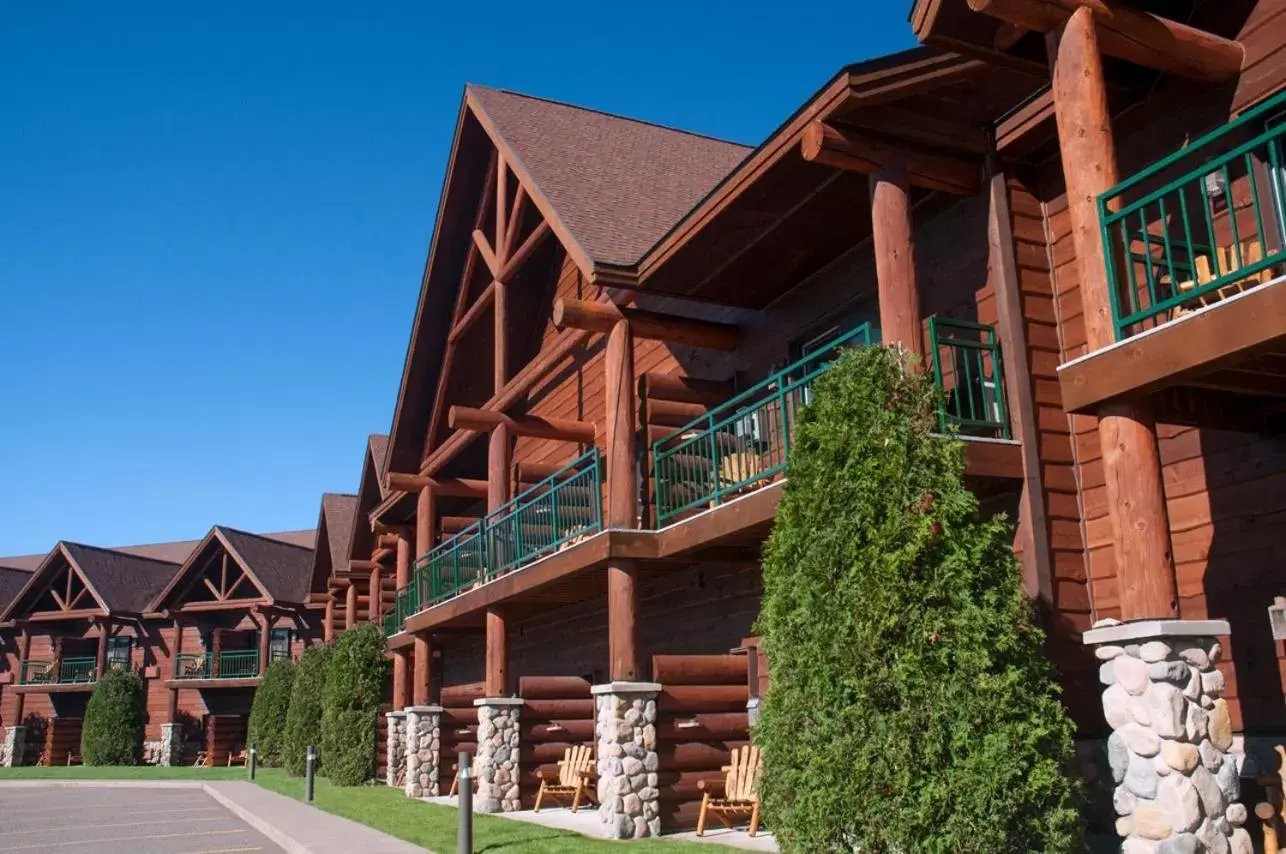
[61,543,181,613]
[315,493,358,581]
[0,567,31,615]
[216,527,316,604]
[467,85,751,267]
[368,434,391,499]
[0,554,45,572]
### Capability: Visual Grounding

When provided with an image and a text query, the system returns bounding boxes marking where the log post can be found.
[605,319,641,681]
[257,612,273,677]
[413,633,432,706]
[168,617,183,722]
[869,155,924,360]
[1051,7,1177,619]
[485,607,508,696]
[392,650,410,711]
[96,618,109,681]
[416,486,436,558]
[345,581,358,630]
[392,535,412,705]
[14,626,29,723]
[323,596,334,643]
[370,564,383,621]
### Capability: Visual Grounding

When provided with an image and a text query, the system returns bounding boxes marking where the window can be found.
[268,628,292,663]
[106,637,132,670]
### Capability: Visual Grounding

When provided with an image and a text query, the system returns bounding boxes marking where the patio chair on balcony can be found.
[697,745,764,837]
[1173,239,1275,318]
[533,744,597,813]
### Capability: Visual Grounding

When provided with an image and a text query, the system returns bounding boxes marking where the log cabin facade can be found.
[371,2,1286,843]
[0,527,318,767]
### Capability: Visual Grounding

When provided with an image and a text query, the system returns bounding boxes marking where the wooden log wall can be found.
[439,681,484,780]
[376,701,391,781]
[652,653,750,831]
[516,675,595,808]
[41,716,83,766]
[205,714,248,766]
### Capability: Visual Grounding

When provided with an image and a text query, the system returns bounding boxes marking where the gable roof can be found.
[217,527,316,603]
[467,85,751,269]
[346,435,390,566]
[0,554,46,572]
[0,567,32,616]
[312,492,358,585]
[2,542,182,620]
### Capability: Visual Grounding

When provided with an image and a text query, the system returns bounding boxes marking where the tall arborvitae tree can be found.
[81,668,146,766]
[320,621,387,786]
[755,345,1082,853]
[284,642,332,776]
[247,657,295,766]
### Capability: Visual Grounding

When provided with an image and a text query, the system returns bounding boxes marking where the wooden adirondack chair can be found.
[533,744,597,813]
[697,745,763,837]
[1172,239,1272,318]
[446,753,481,797]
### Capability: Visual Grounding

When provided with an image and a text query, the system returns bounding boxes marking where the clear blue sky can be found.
[0,1,916,555]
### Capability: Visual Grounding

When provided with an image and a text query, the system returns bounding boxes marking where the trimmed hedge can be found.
[284,643,331,776]
[248,658,295,766]
[81,667,145,766]
[755,345,1082,853]
[320,621,387,786]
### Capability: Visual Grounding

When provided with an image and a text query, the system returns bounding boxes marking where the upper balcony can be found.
[388,318,1015,638]
[16,656,97,690]
[1059,89,1286,422]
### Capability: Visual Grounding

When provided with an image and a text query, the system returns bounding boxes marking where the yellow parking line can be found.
[0,828,245,851]
[5,816,234,835]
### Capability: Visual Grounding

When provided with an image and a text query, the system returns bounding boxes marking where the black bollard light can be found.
[457,750,472,854]
[248,745,257,781]
[305,745,317,803]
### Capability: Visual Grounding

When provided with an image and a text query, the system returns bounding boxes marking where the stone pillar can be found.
[403,706,441,798]
[592,682,661,840]
[1,726,26,767]
[474,697,522,812]
[158,722,182,767]
[386,711,407,787]
[1084,619,1248,854]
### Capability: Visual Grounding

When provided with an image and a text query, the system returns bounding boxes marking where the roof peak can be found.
[60,540,181,567]
[215,526,313,550]
[465,84,752,151]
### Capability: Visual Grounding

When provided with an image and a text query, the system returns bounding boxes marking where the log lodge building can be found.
[3,0,1286,847]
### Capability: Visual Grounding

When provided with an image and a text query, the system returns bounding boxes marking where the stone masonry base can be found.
[593,682,661,840]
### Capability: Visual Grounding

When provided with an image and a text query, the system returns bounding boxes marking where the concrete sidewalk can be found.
[0,779,430,854]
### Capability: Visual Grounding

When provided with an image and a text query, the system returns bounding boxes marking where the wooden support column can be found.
[345,581,357,630]
[416,486,436,558]
[257,612,273,677]
[605,318,641,681]
[392,650,410,710]
[485,608,508,697]
[869,156,924,360]
[14,626,29,723]
[323,596,334,643]
[168,617,183,722]
[1051,7,1177,620]
[412,633,431,706]
[95,618,109,679]
[392,534,412,706]
[370,564,383,621]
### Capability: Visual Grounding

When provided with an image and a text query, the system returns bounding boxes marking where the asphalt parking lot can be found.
[0,786,285,854]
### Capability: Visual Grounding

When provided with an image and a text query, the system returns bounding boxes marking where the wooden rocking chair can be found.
[534,744,597,813]
[697,745,763,837]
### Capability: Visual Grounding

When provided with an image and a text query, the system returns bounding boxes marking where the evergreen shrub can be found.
[247,657,295,766]
[320,621,387,785]
[81,667,145,765]
[284,642,331,776]
[755,344,1082,853]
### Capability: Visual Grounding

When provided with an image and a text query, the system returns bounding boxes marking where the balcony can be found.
[1060,90,1286,416]
[387,320,1015,637]
[17,657,96,687]
[173,650,260,681]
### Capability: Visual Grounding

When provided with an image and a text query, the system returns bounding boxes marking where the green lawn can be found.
[0,764,246,780]
[252,768,718,853]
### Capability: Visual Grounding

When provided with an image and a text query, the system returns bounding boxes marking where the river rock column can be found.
[403,706,441,797]
[1084,619,1248,854]
[593,681,661,840]
[158,722,182,767]
[386,711,407,787]
[1,726,25,767]
[474,698,522,812]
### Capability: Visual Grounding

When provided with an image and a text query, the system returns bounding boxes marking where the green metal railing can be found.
[1101,89,1286,339]
[173,650,260,679]
[928,317,1009,439]
[652,324,873,526]
[388,450,604,635]
[485,450,602,576]
[16,657,97,685]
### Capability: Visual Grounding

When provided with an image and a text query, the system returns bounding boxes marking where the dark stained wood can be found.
[986,169,1054,606]
[641,373,734,406]
[652,655,747,686]
[416,486,435,558]
[869,156,925,359]
[393,649,409,710]
[488,424,512,513]
[608,560,639,681]
[553,299,741,351]
[1051,6,1177,620]
[968,0,1244,83]
[450,406,596,445]
[485,607,508,696]
[1058,282,1286,413]
[801,121,983,195]
[413,633,431,706]
[605,320,637,529]
[387,473,488,499]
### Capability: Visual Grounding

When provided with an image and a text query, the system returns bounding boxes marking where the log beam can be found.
[869,156,925,359]
[801,122,982,196]
[968,0,1243,83]
[640,373,733,406]
[1051,7,1177,620]
[385,472,488,499]
[440,515,481,535]
[553,299,740,351]
[449,405,596,445]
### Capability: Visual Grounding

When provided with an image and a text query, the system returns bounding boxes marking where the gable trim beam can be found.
[800,122,982,195]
